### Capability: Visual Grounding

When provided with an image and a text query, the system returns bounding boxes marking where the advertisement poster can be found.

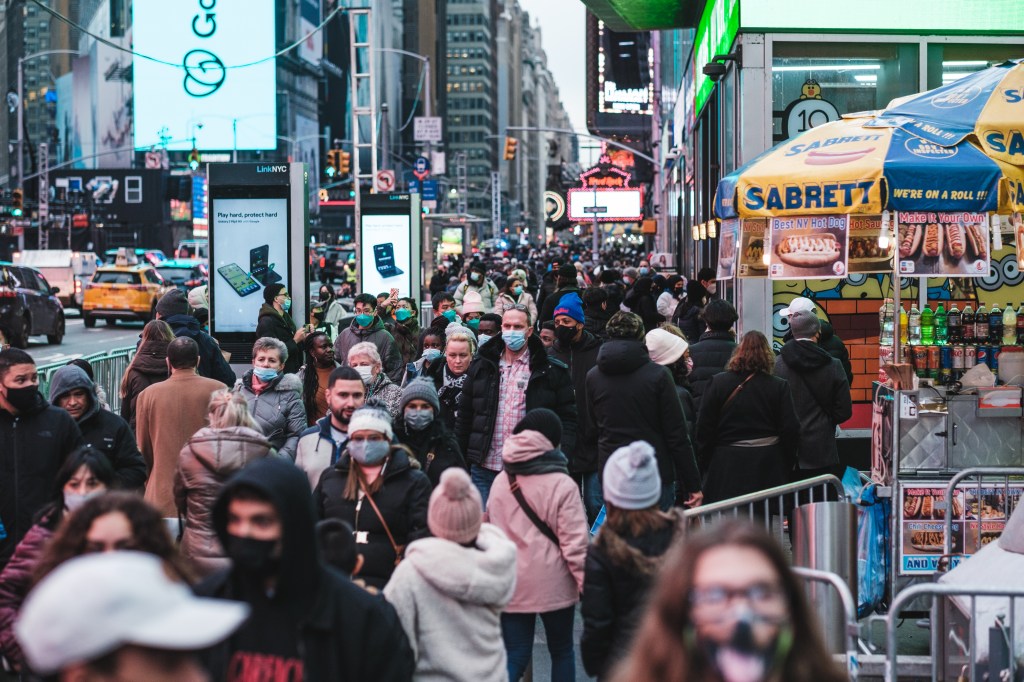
[848,214,895,274]
[897,211,989,277]
[717,218,739,280]
[440,227,463,256]
[1013,214,1024,269]
[737,218,769,278]
[768,214,848,280]
[361,214,412,297]
[211,198,289,333]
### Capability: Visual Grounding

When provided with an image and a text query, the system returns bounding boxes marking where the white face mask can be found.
[706,282,718,295]
[64,490,102,513]
[354,365,375,384]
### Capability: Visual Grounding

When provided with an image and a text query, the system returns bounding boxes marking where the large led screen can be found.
[360,214,413,298]
[132,0,277,151]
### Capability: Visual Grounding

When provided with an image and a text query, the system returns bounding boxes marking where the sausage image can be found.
[803,147,876,166]
[922,223,943,258]
[965,223,988,260]
[922,495,934,519]
[774,234,841,268]
[904,495,922,519]
[946,223,966,259]
[899,224,922,259]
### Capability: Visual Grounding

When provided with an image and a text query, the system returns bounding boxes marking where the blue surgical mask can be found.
[404,408,434,431]
[355,313,374,327]
[513,286,524,296]
[503,330,527,351]
[639,267,649,276]
[477,334,492,346]
[396,308,413,322]
[348,439,390,466]
[281,297,292,312]
[252,367,279,382]
[441,309,457,322]
[422,348,442,362]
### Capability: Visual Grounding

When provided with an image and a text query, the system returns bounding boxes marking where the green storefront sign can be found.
[694,0,739,117]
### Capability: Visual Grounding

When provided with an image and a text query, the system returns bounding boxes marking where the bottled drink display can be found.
[990,304,1003,344]
[963,305,976,344]
[1017,303,1024,344]
[934,303,948,345]
[908,305,922,345]
[900,305,909,345]
[879,298,894,346]
[1003,304,1017,346]
[977,304,989,343]
[947,304,962,344]
[921,304,934,345]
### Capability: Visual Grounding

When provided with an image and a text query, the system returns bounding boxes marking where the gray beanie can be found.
[400,378,440,413]
[602,441,662,510]
[788,311,821,339]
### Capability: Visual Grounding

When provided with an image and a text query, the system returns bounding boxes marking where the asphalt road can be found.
[24,311,143,366]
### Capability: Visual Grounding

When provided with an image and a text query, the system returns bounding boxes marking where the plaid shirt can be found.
[481,350,531,471]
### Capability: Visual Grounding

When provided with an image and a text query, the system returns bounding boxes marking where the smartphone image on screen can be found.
[217,263,261,297]
[374,243,404,278]
[249,245,282,286]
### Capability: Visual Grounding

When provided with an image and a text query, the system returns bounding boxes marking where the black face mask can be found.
[319,291,331,302]
[225,534,280,577]
[554,325,578,346]
[3,384,38,412]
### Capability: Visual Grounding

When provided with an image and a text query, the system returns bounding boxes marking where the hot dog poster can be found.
[768,214,848,280]
[717,219,739,280]
[737,218,769,278]
[897,211,989,277]
[848,214,895,274]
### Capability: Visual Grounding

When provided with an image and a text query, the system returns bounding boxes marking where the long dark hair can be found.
[301,331,330,425]
[36,445,117,530]
[611,522,845,682]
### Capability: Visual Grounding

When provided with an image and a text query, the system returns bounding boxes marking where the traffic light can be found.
[325,149,338,177]
[188,148,201,171]
[503,136,518,161]
[338,150,351,176]
[11,189,22,217]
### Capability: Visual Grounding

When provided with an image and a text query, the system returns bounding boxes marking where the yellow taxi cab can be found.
[82,251,168,327]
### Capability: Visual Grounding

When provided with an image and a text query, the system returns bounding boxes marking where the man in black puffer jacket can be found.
[779,296,853,385]
[687,298,739,404]
[585,312,702,511]
[155,289,236,386]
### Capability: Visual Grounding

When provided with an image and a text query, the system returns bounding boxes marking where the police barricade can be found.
[792,566,860,681]
[885,583,1024,682]
[942,467,1024,557]
[36,346,136,414]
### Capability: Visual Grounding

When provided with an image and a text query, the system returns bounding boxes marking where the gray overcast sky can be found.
[516,0,587,134]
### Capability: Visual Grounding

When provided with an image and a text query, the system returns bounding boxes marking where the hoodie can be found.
[333,315,405,384]
[775,339,853,469]
[199,458,415,682]
[384,524,517,682]
[164,312,236,386]
[120,334,170,430]
[47,366,147,491]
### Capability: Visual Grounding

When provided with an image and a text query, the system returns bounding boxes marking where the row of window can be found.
[447,31,489,44]
[448,97,490,111]
[448,48,489,60]
[447,82,490,93]
[449,114,491,127]
[446,65,490,77]
[447,13,490,26]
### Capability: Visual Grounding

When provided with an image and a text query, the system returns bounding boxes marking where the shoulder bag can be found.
[508,473,559,546]
[359,484,406,567]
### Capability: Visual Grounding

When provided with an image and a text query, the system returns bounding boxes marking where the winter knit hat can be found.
[553,292,585,324]
[462,290,484,314]
[557,263,577,281]
[400,377,440,413]
[513,408,562,448]
[606,311,645,341]
[602,441,662,510]
[428,468,483,544]
[645,328,688,366]
[187,285,209,311]
[155,289,189,318]
[347,405,394,440]
[789,311,821,339]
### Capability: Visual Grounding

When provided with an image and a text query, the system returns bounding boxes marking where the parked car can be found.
[175,239,208,261]
[155,259,208,292]
[0,262,65,347]
[320,245,356,283]
[12,250,99,311]
[82,264,167,327]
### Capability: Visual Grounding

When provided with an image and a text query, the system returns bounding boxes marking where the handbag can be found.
[508,473,559,546]
[359,486,406,567]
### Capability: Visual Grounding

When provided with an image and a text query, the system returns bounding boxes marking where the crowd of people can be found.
[0,245,853,682]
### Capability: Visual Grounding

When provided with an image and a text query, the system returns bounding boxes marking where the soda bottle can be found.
[1017,303,1024,344]
[879,298,894,346]
[921,303,934,345]
[963,305,976,344]
[990,304,1003,344]
[977,304,989,343]
[900,305,909,345]
[948,303,962,344]
[1004,303,1018,346]
[935,303,948,345]
[909,304,922,345]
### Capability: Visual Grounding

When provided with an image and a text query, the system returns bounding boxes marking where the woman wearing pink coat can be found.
[485,408,589,682]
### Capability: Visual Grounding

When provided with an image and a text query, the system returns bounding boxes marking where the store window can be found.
[771,42,918,144]
[926,44,1022,89]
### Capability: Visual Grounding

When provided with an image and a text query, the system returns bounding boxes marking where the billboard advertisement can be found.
[132,0,277,151]
[567,188,643,222]
[298,0,323,64]
[740,0,1024,33]
[359,193,422,302]
[585,13,654,138]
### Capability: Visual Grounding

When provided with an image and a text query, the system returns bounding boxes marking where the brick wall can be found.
[820,300,879,403]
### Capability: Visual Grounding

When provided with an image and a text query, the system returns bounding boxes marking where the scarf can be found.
[437,365,467,416]
[504,449,569,476]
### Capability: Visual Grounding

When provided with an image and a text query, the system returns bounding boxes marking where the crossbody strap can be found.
[359,482,402,558]
[722,373,756,411]
[508,473,559,546]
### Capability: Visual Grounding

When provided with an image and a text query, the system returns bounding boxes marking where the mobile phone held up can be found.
[217,263,261,297]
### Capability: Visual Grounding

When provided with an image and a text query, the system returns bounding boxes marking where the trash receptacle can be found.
[791,501,857,653]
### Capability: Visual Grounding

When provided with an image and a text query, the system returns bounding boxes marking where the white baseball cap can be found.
[779,296,816,318]
[16,552,249,674]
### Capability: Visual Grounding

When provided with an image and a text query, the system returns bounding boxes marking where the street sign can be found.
[421,180,438,201]
[431,151,446,175]
[414,117,443,143]
[374,169,396,193]
[583,206,609,214]
[412,156,431,181]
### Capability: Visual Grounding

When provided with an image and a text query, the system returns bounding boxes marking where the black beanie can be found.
[513,408,563,448]
[155,289,189,318]
[263,283,286,305]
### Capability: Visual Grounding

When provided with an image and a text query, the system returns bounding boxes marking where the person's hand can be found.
[294,326,309,343]
[684,491,703,509]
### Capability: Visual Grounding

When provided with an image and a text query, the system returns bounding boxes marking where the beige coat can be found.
[137,371,225,516]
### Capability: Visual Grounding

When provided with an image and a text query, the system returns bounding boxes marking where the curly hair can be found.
[32,491,193,587]
[726,331,776,375]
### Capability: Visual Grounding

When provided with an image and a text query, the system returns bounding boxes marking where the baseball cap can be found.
[779,296,816,318]
[16,552,249,674]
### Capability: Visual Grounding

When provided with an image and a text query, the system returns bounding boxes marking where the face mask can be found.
[690,612,791,682]
[503,330,527,351]
[422,348,443,362]
[470,272,482,283]
[280,297,292,312]
[513,286,524,296]
[706,283,718,295]
[466,318,480,330]
[441,309,458,322]
[675,287,684,296]
[348,439,390,466]
[395,308,413,322]
[355,313,374,327]
[404,407,434,431]
[354,365,375,384]
[225,534,280,577]
[639,267,649,275]
[252,367,279,382]
[3,384,38,412]
[686,357,695,373]
[319,291,331,301]
[64,490,101,513]
[477,334,492,346]
[554,325,578,346]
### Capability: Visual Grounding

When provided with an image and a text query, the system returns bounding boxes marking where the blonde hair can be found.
[446,331,477,354]
[208,389,259,429]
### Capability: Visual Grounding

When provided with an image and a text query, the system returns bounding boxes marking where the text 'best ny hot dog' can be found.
[774,234,841,267]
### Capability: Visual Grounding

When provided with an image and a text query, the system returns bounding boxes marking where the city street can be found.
[24,312,141,366]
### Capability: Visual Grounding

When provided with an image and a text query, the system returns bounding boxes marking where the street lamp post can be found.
[16,50,80,188]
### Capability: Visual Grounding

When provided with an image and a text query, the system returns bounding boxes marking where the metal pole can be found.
[16,57,24,190]
[381,103,389,172]
[592,213,599,262]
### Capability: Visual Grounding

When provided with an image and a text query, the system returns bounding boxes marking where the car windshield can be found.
[157,267,191,281]
[92,271,140,285]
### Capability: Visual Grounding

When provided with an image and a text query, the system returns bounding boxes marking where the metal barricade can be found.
[681,474,848,547]
[943,467,1024,556]
[36,346,137,414]
[886,582,1024,682]
[792,566,860,681]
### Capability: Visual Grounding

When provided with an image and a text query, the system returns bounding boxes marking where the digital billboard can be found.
[568,188,644,222]
[132,0,277,151]
[586,12,653,138]
[359,193,422,302]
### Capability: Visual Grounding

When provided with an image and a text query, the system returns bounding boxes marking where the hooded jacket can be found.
[622,280,663,333]
[174,426,278,577]
[774,339,853,469]
[393,414,466,488]
[295,416,347,491]
[314,447,432,589]
[455,334,577,467]
[48,366,147,491]
[387,316,421,367]
[454,276,499,313]
[198,458,415,682]
[485,430,588,613]
[583,304,613,339]
[782,322,854,385]
[674,281,710,341]
[334,315,404,385]
[383,524,517,682]
[584,340,702,497]
[0,392,81,569]
[232,370,306,459]
[120,334,170,430]
[255,304,303,375]
[164,313,236,386]
[687,330,738,403]
[550,330,603,474]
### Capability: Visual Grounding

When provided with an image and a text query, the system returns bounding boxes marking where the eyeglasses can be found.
[689,582,785,622]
